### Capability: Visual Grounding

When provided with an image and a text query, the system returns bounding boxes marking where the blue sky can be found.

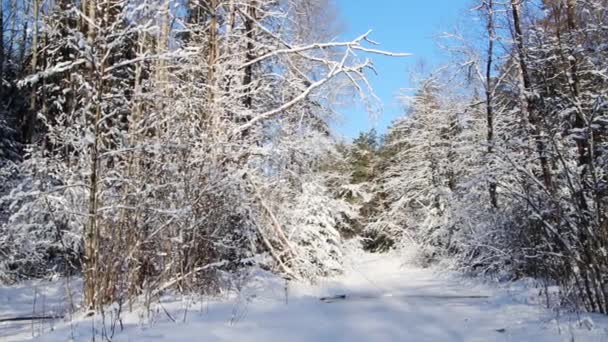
[334,0,471,138]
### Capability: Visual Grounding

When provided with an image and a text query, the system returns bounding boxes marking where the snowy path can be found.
[2,250,608,341]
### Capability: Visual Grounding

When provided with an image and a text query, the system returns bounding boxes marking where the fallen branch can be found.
[0,315,64,323]
[320,293,490,303]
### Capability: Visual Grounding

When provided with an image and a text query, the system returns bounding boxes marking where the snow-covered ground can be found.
[2,248,608,341]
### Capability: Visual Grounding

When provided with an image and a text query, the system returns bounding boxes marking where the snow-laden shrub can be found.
[284,181,351,278]
[0,151,85,283]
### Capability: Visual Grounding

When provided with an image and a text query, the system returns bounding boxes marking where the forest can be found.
[0,0,608,340]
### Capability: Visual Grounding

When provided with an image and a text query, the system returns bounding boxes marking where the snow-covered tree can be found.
[365,77,483,258]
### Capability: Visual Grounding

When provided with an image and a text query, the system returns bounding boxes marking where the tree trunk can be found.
[510,0,553,189]
[243,1,256,110]
[0,3,4,98]
[157,0,170,85]
[24,0,40,143]
[484,0,498,208]
[206,0,219,128]
[84,0,99,310]
[208,0,218,101]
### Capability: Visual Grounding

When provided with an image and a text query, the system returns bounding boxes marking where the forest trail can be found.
[2,248,607,341]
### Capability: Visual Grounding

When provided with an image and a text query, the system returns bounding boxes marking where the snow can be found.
[2,247,608,342]
[0,278,81,341]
